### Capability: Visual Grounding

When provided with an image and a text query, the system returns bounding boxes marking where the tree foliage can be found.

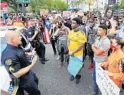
[112,4,121,10]
[1,0,67,13]
[84,0,93,5]
[120,0,124,9]
[29,0,68,12]
[70,0,93,9]
[70,0,84,8]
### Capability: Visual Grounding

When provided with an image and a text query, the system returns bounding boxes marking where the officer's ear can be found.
[11,37,17,44]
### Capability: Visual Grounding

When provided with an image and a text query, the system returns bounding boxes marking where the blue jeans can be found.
[93,60,99,94]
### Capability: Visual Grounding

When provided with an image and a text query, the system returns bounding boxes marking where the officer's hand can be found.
[25,49,36,56]
[35,31,39,35]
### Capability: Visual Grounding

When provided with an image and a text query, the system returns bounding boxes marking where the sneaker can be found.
[44,58,49,61]
[41,61,45,64]
[75,79,80,84]
[75,75,81,84]
[88,63,93,70]
[70,75,74,81]
[39,58,45,64]
[56,56,60,60]
[59,62,63,68]
[40,60,45,64]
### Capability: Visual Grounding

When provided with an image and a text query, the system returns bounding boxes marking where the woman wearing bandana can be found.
[101,38,124,88]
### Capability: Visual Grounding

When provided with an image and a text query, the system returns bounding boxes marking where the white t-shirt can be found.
[0,66,11,92]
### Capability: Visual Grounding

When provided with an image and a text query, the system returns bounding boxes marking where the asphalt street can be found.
[1,36,94,95]
[32,44,94,95]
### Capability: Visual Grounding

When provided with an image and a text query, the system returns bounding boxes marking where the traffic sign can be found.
[23,0,30,3]
[16,0,30,3]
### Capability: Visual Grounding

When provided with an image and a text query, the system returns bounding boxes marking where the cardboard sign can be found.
[96,64,120,95]
[40,9,48,16]
[63,11,71,18]
[68,56,83,77]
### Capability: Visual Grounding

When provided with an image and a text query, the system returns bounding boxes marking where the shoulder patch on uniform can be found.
[5,59,12,66]
[9,66,15,72]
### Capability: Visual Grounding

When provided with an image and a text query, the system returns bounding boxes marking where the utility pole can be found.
[96,0,98,11]
[16,0,30,14]
[117,0,119,22]
[67,0,69,8]
[21,2,26,14]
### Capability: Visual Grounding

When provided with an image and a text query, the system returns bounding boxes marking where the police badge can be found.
[5,59,12,66]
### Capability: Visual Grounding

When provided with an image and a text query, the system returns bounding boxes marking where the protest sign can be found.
[40,9,48,16]
[63,11,71,18]
[96,64,120,95]
[68,56,83,77]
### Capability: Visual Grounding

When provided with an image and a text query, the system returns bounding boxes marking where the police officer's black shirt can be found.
[1,44,35,86]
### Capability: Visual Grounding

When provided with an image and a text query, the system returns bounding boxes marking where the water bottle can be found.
[8,84,14,94]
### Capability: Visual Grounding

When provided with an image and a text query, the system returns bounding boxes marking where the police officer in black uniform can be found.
[1,30,41,95]
[26,20,48,64]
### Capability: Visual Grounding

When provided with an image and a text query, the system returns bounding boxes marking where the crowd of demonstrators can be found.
[67,11,124,94]
[1,11,124,95]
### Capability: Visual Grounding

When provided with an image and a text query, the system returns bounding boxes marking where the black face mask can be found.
[58,23,62,28]
[58,25,62,28]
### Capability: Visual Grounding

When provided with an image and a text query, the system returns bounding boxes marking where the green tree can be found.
[84,0,93,11]
[54,0,68,11]
[112,4,121,10]
[120,0,124,9]
[29,0,67,12]
[70,0,84,8]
